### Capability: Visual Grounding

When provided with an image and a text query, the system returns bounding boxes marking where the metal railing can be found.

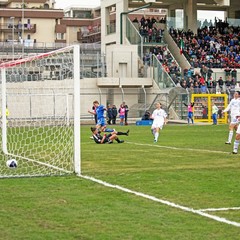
[152,54,176,89]
[0,23,35,31]
[126,17,143,61]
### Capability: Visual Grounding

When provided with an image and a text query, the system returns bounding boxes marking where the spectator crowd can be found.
[178,65,237,95]
[169,19,240,69]
[168,18,239,94]
[131,16,239,96]
[132,15,166,43]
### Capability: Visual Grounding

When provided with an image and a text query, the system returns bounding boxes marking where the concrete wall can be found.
[106,44,139,78]
[66,26,79,44]
[2,77,161,121]
[101,0,128,55]
[31,19,56,43]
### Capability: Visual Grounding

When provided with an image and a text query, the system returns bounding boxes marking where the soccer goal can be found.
[0,45,80,178]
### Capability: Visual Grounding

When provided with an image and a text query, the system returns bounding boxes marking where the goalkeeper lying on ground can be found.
[91,127,129,144]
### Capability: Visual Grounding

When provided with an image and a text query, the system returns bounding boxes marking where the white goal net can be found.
[0,45,80,178]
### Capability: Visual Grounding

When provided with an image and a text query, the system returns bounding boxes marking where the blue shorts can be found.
[188,112,193,119]
[97,118,106,127]
[119,115,125,119]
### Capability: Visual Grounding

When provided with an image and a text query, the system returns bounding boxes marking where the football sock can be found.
[115,138,121,143]
[117,130,129,136]
[155,132,159,141]
[116,132,124,135]
[228,130,233,143]
[151,129,155,135]
[233,140,239,153]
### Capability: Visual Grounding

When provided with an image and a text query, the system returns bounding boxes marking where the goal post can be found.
[0,45,81,178]
[1,68,7,155]
[73,45,81,175]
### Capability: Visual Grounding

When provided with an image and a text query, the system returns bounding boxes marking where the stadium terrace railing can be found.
[0,42,101,55]
[126,17,143,61]
[0,42,104,79]
[152,54,176,89]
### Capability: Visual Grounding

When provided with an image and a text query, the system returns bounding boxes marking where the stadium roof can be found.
[128,0,233,9]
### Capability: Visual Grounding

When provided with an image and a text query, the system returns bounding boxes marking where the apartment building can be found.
[60,7,101,44]
[0,0,64,45]
[61,5,166,44]
[0,1,103,51]
[0,1,167,47]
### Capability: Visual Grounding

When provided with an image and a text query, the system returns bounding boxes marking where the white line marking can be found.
[198,207,240,212]
[126,141,230,154]
[79,174,240,227]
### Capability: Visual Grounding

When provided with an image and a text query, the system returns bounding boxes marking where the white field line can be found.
[79,174,240,227]
[83,141,230,154]
[125,141,231,154]
[81,141,239,226]
[198,207,240,212]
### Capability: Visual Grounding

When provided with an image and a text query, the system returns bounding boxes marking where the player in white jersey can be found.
[232,114,240,154]
[223,91,240,144]
[151,102,168,143]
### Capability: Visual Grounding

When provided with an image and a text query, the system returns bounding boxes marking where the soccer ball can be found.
[6,159,18,168]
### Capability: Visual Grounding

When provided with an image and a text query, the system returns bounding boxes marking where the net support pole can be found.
[74,45,81,175]
[1,68,8,154]
[66,93,70,126]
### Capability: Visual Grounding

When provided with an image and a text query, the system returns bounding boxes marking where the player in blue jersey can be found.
[88,100,114,133]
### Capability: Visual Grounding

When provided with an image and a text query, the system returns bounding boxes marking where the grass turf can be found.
[1,124,240,239]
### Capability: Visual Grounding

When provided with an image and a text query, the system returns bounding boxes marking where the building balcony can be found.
[77,31,101,43]
[24,24,36,33]
[0,23,36,33]
[55,39,66,44]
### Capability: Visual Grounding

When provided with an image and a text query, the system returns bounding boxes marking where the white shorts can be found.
[230,115,239,124]
[151,121,164,130]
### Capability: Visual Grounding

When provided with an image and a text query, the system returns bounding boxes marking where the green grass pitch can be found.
[1,123,240,239]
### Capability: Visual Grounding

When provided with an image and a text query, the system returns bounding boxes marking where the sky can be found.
[55,0,101,9]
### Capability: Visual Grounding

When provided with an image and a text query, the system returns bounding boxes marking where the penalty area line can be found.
[125,141,230,154]
[198,207,240,212]
[79,174,240,228]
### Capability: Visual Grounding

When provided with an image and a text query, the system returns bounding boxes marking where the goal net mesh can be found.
[0,45,80,178]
